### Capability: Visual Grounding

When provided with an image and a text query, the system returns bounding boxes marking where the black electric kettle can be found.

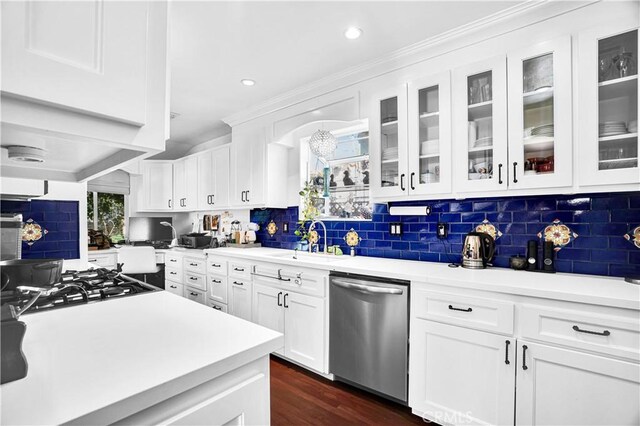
[462,231,496,269]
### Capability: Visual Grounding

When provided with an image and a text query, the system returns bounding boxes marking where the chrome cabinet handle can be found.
[505,340,511,365]
[211,194,215,204]
[448,304,472,312]
[212,279,222,284]
[573,325,610,336]
[168,199,172,208]
[513,162,518,183]
[400,173,405,191]
[170,285,177,289]
[277,291,283,307]
[283,293,289,308]
[88,259,97,263]
[498,163,503,185]
[189,277,197,281]
[189,292,198,296]
[212,305,222,311]
[331,279,403,295]
[234,267,245,272]
[169,272,177,275]
[522,345,528,370]
[189,263,198,266]
[211,263,221,267]
[410,172,415,190]
[233,281,243,286]
[169,259,177,262]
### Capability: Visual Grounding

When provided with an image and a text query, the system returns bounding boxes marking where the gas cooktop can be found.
[0,267,158,315]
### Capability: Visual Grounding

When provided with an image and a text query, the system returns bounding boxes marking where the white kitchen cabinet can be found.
[516,340,640,426]
[229,277,252,321]
[370,85,409,198]
[230,123,290,209]
[407,72,453,195]
[578,25,640,187]
[252,281,324,371]
[88,252,117,269]
[140,161,173,211]
[173,156,198,211]
[409,320,515,426]
[197,145,230,210]
[507,36,573,189]
[453,55,509,193]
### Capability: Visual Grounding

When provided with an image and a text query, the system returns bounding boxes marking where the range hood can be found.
[0,177,48,200]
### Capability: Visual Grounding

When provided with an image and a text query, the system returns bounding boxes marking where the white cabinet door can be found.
[516,340,640,426]
[141,161,173,211]
[1,2,149,125]
[229,278,252,322]
[407,71,452,195]
[409,320,515,426]
[578,25,640,187]
[213,145,231,208]
[508,36,573,189]
[230,125,265,208]
[453,56,509,194]
[252,283,285,336]
[283,291,325,373]
[173,157,198,211]
[370,85,409,198]
[197,150,215,210]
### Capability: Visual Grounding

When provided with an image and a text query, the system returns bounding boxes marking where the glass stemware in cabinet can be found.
[380,96,399,187]
[418,85,440,184]
[522,53,555,176]
[467,71,494,181]
[598,30,638,171]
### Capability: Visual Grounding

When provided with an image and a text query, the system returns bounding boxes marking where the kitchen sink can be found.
[267,251,348,264]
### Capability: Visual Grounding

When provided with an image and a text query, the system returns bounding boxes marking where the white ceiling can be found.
[166,1,521,158]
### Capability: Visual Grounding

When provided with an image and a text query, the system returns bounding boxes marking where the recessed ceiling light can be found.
[241,79,256,86]
[344,27,362,40]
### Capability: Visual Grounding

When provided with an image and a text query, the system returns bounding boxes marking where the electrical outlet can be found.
[437,222,448,239]
[389,222,403,236]
[283,223,289,233]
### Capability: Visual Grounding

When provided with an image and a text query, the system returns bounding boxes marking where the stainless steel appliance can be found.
[180,233,211,249]
[1,214,23,261]
[462,231,496,269]
[329,272,409,404]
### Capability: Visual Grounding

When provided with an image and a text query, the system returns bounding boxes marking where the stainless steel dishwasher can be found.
[329,271,409,404]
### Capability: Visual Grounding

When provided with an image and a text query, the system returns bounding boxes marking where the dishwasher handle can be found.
[331,278,404,295]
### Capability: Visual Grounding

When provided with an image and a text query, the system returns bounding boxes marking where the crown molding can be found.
[223,0,597,128]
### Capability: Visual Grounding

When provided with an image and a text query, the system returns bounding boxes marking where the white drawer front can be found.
[155,253,165,264]
[185,287,206,305]
[88,254,117,268]
[229,261,251,279]
[412,289,514,335]
[184,256,206,275]
[207,256,228,275]
[520,305,640,361]
[165,267,183,284]
[165,253,183,269]
[207,299,228,313]
[253,264,326,297]
[208,275,228,304]
[165,281,184,297]
[184,272,207,292]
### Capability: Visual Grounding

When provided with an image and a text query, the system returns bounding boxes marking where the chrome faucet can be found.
[308,219,328,254]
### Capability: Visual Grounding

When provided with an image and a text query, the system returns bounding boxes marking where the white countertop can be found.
[205,247,640,310]
[0,291,283,425]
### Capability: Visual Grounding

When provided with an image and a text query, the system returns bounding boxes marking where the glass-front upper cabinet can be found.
[579,26,639,187]
[370,85,408,198]
[453,56,508,193]
[407,72,452,195]
[507,36,572,189]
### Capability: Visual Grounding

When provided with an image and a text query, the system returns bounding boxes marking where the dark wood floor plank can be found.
[270,356,427,426]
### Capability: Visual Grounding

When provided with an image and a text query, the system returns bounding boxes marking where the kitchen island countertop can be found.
[0,291,283,425]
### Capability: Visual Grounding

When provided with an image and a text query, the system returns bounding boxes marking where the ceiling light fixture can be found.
[7,146,45,163]
[344,27,362,40]
[241,79,256,86]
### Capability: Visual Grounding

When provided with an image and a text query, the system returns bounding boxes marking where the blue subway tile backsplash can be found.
[251,192,640,278]
[1,200,80,259]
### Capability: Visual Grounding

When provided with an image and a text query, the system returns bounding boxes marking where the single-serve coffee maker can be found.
[462,231,496,269]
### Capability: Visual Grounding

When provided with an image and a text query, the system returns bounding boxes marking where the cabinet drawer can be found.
[165,253,183,269]
[185,287,207,305]
[229,261,251,279]
[165,267,183,284]
[412,289,514,335]
[184,256,206,275]
[207,256,228,275]
[155,253,164,264]
[520,305,640,361]
[184,272,207,292]
[88,253,117,268]
[165,281,184,297]
[207,299,228,313]
[253,264,326,297]
[208,275,228,304]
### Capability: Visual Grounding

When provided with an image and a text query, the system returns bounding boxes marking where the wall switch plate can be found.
[283,223,289,233]
[389,223,403,236]
[437,223,448,239]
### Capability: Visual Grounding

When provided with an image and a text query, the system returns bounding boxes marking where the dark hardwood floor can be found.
[270,356,429,425]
